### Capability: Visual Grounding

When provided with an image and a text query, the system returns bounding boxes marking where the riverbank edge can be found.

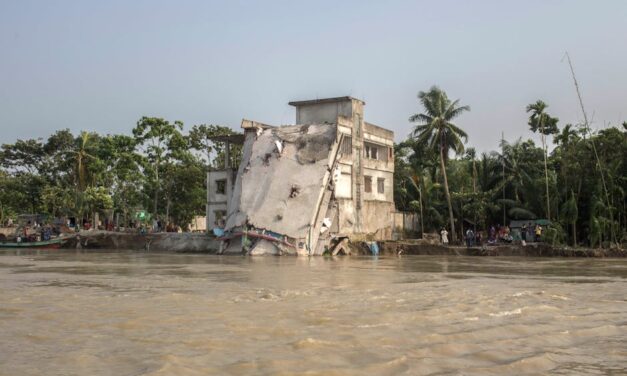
[66,231,626,257]
[375,241,627,258]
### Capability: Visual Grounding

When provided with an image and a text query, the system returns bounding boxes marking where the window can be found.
[365,144,378,160]
[389,147,393,159]
[377,178,385,194]
[340,136,352,155]
[216,179,226,195]
[364,176,372,193]
[364,142,389,161]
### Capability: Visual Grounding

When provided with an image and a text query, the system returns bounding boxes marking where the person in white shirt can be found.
[441,228,449,245]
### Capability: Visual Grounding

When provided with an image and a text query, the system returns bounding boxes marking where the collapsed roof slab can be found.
[225,123,338,239]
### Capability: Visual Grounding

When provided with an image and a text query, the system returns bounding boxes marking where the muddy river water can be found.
[0,250,625,375]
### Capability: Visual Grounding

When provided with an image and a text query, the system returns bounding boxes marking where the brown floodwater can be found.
[0,250,626,375]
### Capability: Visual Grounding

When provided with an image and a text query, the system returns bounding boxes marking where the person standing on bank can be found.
[441,228,449,245]
[535,224,542,242]
[465,228,474,248]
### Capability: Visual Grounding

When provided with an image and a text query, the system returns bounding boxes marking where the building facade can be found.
[207,96,396,255]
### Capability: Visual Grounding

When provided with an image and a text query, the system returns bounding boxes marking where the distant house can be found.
[206,96,397,255]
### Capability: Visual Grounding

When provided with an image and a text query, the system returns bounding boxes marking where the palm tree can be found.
[410,86,470,242]
[499,138,534,202]
[526,100,558,220]
[75,131,97,191]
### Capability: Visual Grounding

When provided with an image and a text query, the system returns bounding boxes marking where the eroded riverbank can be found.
[69,231,626,258]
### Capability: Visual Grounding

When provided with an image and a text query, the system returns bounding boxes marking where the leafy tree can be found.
[410,86,470,242]
[41,185,75,217]
[133,117,183,216]
[96,134,146,225]
[561,191,579,246]
[83,186,113,222]
[43,129,76,185]
[0,138,45,174]
[189,124,240,168]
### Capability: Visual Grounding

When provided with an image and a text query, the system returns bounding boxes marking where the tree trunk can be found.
[541,132,551,220]
[472,159,477,234]
[572,221,577,247]
[418,185,424,238]
[440,145,456,242]
[153,158,159,216]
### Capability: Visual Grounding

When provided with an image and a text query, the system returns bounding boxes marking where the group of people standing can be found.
[521,223,543,244]
[439,227,482,247]
[439,222,544,247]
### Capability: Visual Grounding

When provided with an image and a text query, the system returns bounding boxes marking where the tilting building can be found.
[207,96,396,255]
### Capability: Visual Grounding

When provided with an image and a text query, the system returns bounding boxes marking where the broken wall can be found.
[225,124,338,240]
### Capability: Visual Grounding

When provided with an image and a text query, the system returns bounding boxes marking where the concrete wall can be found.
[293,97,397,236]
[337,198,356,234]
[362,167,394,202]
[392,212,419,232]
[335,163,352,199]
[361,200,395,239]
[207,170,229,204]
[206,168,236,231]
[296,101,354,124]
[364,122,394,144]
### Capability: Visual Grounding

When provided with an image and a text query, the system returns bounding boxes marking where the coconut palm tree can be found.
[75,131,97,192]
[526,100,559,220]
[410,86,470,242]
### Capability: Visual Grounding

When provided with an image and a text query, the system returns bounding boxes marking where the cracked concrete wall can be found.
[225,124,338,239]
[221,97,397,254]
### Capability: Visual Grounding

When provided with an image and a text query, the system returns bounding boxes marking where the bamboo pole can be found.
[564,52,616,245]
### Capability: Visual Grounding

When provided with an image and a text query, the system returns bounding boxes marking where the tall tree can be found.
[527,100,559,220]
[74,131,98,191]
[132,117,183,216]
[410,86,470,242]
[188,124,239,169]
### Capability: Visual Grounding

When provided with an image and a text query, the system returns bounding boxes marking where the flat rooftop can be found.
[288,96,365,107]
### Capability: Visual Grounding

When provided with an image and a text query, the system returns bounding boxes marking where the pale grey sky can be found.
[1,0,626,152]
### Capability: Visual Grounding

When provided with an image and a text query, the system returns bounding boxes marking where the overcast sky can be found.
[1,0,625,152]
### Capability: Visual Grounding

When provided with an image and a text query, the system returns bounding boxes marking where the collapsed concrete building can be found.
[207,96,396,255]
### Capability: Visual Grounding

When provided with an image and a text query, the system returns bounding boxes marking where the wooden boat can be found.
[0,236,72,249]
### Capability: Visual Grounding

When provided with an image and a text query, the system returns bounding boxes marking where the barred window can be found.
[340,136,352,155]
[377,178,385,193]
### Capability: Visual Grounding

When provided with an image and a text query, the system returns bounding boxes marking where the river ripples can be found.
[0,250,625,375]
